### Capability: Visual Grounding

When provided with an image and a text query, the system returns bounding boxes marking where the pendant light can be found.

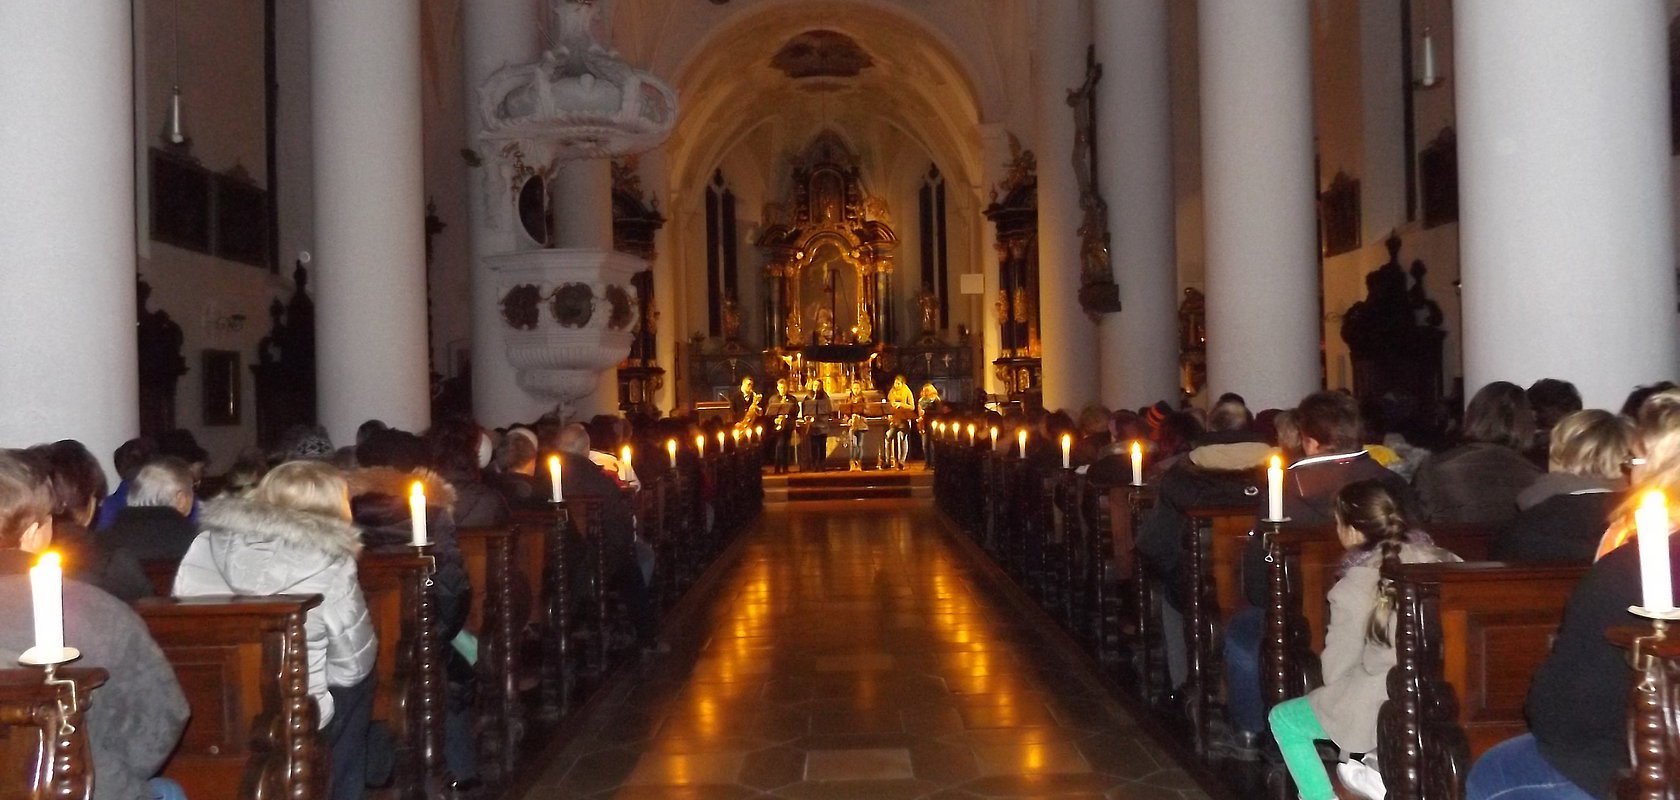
[1414,0,1444,89]
[164,0,191,147]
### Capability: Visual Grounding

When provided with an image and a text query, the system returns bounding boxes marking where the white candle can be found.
[1130,441,1144,486]
[1267,454,1284,521]
[548,455,563,503]
[967,424,976,446]
[1017,430,1028,460]
[667,439,677,466]
[717,431,726,452]
[1635,490,1674,613]
[754,425,763,441]
[409,482,428,546]
[620,445,633,481]
[990,427,999,450]
[696,434,705,457]
[30,552,63,655]
[1061,434,1072,469]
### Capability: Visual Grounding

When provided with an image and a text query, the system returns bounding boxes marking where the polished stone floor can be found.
[518,500,1210,799]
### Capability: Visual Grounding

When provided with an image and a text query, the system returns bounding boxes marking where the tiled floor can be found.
[518,500,1210,799]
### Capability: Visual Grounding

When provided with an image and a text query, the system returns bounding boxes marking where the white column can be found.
[1095,0,1181,410]
[311,0,430,442]
[1034,0,1100,411]
[465,0,545,428]
[977,124,1011,398]
[1198,0,1321,410]
[1456,0,1676,407]
[642,148,678,413]
[0,0,137,472]
[553,159,614,250]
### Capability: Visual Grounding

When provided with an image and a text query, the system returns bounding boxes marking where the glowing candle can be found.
[666,438,677,466]
[732,429,741,447]
[548,455,563,503]
[1130,441,1144,486]
[1017,430,1028,460]
[409,482,429,546]
[1635,490,1674,613]
[30,552,63,655]
[717,431,726,452]
[755,425,764,441]
[696,434,706,456]
[990,427,999,450]
[967,424,976,445]
[1061,434,1072,469]
[620,445,633,481]
[1267,454,1284,521]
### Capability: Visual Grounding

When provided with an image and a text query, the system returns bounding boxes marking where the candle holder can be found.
[18,645,78,668]
[1626,606,1677,674]
[1259,515,1291,526]
[18,647,83,722]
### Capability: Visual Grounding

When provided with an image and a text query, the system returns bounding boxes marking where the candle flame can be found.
[36,552,59,570]
[1643,489,1667,512]
[1061,434,1072,447]
[410,481,425,502]
[548,454,561,475]
[620,445,632,465]
[1270,454,1282,470]
[1131,441,1142,457]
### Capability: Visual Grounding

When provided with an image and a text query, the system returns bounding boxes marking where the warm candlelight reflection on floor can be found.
[517,500,1207,798]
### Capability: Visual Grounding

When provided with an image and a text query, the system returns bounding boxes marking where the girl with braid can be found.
[1268,479,1460,800]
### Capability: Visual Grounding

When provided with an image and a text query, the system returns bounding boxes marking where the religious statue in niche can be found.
[252,260,318,447]
[1177,288,1206,399]
[1068,46,1121,315]
[1340,232,1446,409]
[916,284,941,340]
[813,304,835,346]
[136,279,187,437]
[721,293,743,342]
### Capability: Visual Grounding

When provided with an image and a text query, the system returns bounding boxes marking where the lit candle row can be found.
[1636,490,1674,614]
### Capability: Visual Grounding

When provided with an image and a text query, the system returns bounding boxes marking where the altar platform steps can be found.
[763,467,933,504]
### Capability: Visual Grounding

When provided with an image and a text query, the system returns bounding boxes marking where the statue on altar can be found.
[814,304,835,345]
[785,305,806,345]
[917,284,940,338]
[855,305,873,344]
[722,293,743,342]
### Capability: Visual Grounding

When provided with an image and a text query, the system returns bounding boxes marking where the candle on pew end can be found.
[990,427,999,451]
[1267,454,1284,521]
[1130,441,1144,486]
[548,455,563,503]
[1061,434,1072,470]
[620,445,633,481]
[1017,430,1027,461]
[696,434,706,457]
[967,424,976,446]
[754,425,764,442]
[717,431,726,452]
[1635,490,1674,613]
[409,481,429,546]
[30,552,63,655]
[666,439,677,466]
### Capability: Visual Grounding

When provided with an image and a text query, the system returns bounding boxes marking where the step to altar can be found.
[762,465,933,504]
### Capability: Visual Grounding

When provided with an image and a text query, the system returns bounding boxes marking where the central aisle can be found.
[520,500,1209,799]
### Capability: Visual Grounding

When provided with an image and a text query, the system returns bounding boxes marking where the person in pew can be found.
[348,428,482,790]
[174,461,379,800]
[28,441,153,603]
[1526,378,1584,468]
[488,426,546,508]
[1468,391,1680,800]
[1413,381,1543,526]
[427,417,510,529]
[1491,409,1630,564]
[1224,391,1414,744]
[1269,479,1460,800]
[1084,409,1146,489]
[585,416,641,489]
[1618,380,1677,419]
[0,449,190,800]
[98,457,198,563]
[557,424,663,654]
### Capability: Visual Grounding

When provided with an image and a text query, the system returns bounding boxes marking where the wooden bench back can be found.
[137,595,322,800]
[357,548,445,796]
[1377,561,1588,800]
[1186,505,1259,624]
[0,667,105,800]
[1607,626,1679,800]
[455,526,520,779]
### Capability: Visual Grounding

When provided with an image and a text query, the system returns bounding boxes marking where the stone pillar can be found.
[553,159,614,251]
[641,148,678,413]
[977,124,1010,397]
[0,0,137,472]
[311,0,430,442]
[1094,0,1181,410]
[1456,0,1676,407]
[1034,0,1100,411]
[465,0,546,428]
[1198,0,1320,410]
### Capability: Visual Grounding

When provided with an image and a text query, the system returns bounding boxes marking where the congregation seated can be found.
[427,418,510,529]
[1269,479,1459,800]
[488,426,546,508]
[95,429,207,531]
[1491,409,1630,564]
[1085,409,1147,489]
[1468,388,1680,799]
[173,460,379,800]
[1413,381,1542,526]
[98,456,199,563]
[30,440,153,603]
[1526,377,1584,467]
[0,449,190,800]
[556,423,660,652]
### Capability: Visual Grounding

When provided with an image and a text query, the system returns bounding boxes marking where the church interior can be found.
[0,1,1678,799]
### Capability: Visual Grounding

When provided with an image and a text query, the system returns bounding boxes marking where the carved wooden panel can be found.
[0,667,106,800]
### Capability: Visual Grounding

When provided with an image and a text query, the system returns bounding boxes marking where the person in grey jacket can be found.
[0,449,189,800]
[1268,479,1460,800]
[173,460,377,800]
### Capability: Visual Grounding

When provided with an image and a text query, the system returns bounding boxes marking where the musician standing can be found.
[803,379,835,472]
[768,378,797,474]
[730,376,760,426]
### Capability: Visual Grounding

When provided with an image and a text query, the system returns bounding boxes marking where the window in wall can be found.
[704,170,738,337]
[918,164,949,327]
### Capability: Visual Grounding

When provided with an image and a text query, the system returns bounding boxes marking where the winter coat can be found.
[173,497,377,726]
[807,392,836,435]
[1306,535,1461,754]
[348,467,471,644]
[0,550,189,800]
[1135,443,1267,609]
[53,522,154,603]
[98,505,199,563]
[1491,473,1620,564]
[1413,442,1541,526]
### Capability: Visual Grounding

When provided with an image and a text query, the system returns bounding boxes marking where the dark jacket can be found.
[0,550,189,800]
[348,468,471,644]
[98,506,199,563]
[1491,474,1620,564]
[55,522,154,603]
[1413,442,1542,526]
[1527,534,1680,798]
[1135,448,1266,610]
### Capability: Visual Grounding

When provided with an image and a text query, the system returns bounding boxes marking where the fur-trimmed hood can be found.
[347,466,457,510]
[191,496,364,596]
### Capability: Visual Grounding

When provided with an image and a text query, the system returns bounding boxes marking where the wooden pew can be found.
[1376,561,1588,800]
[357,548,446,798]
[1608,625,1679,800]
[1121,487,1171,706]
[455,526,520,781]
[1260,524,1495,709]
[1182,503,1258,754]
[141,559,176,597]
[137,595,323,800]
[0,667,105,800]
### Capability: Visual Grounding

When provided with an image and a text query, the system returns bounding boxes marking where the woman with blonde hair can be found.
[174,460,378,800]
[1492,409,1631,563]
[886,375,916,470]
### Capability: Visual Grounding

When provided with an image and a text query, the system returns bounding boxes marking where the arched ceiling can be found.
[611,0,1005,202]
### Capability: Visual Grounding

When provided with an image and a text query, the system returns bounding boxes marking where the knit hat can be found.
[287,427,336,461]
[1144,401,1172,433]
